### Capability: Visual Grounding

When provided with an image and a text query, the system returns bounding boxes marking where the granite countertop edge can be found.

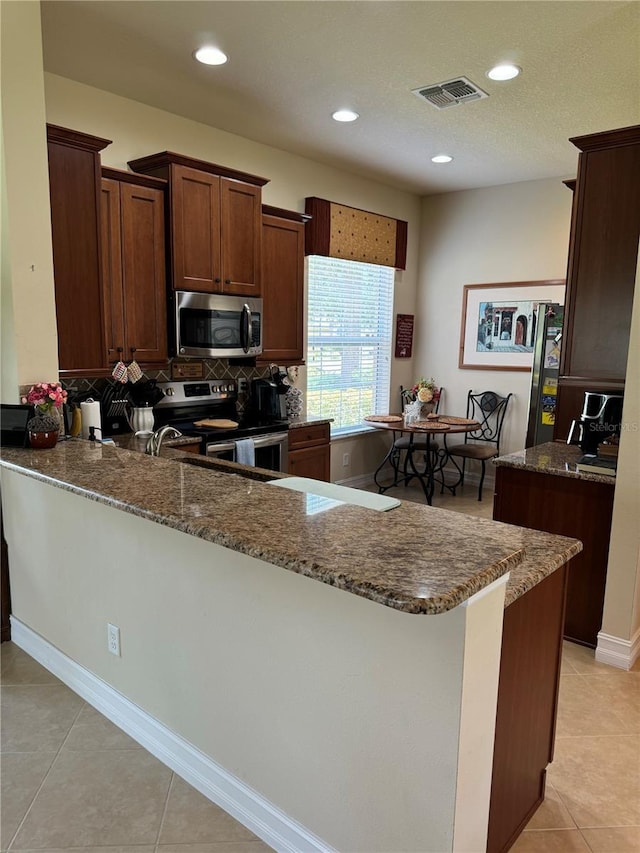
[493,441,617,485]
[0,442,581,615]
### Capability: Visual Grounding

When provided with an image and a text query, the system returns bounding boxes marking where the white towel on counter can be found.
[234,438,255,466]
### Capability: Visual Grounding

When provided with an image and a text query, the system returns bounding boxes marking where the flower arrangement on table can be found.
[402,377,440,421]
[402,377,440,404]
[21,381,68,440]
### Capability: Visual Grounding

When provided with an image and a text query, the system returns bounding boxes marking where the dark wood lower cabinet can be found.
[488,566,568,853]
[493,465,614,647]
[287,423,330,481]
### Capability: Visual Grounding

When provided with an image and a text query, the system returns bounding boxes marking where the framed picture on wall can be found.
[459,280,565,371]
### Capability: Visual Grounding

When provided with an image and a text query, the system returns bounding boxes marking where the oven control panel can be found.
[155,381,237,408]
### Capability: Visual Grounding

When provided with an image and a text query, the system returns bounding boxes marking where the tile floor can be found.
[1,480,638,852]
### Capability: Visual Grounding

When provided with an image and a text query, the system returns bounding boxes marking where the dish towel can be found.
[234,438,255,466]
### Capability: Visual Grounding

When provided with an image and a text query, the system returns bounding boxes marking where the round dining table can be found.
[365,414,481,505]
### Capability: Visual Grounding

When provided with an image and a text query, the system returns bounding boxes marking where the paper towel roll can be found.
[80,399,102,440]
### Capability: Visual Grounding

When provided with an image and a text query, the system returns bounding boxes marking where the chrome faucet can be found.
[145,425,183,456]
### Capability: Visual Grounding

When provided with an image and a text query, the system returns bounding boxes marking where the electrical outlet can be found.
[342,452,350,467]
[238,378,248,395]
[107,623,121,657]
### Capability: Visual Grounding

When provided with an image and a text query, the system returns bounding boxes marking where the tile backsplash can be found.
[58,359,274,413]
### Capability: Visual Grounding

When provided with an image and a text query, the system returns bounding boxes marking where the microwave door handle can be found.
[241,304,251,353]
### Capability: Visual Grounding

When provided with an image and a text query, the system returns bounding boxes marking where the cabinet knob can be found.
[214,277,221,284]
[130,346,137,355]
[225,279,231,285]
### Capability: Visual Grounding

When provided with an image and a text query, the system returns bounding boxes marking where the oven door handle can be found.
[206,432,288,457]
[251,432,288,449]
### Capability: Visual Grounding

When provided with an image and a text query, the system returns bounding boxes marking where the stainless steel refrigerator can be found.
[525,303,564,447]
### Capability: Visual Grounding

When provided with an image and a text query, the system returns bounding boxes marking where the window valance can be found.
[304,197,407,270]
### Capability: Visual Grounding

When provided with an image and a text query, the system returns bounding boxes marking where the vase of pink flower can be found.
[21,382,68,448]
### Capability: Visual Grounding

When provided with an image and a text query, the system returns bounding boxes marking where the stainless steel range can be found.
[153,381,289,472]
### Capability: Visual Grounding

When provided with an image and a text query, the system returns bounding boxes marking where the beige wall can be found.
[417,179,573,457]
[0,0,58,396]
[600,251,640,645]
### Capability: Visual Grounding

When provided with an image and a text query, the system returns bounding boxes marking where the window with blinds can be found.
[307,256,394,436]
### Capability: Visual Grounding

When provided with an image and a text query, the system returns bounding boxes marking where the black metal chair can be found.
[389,386,444,486]
[443,390,512,501]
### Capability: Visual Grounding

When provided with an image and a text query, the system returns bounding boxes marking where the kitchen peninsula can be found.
[493,442,616,648]
[0,442,581,853]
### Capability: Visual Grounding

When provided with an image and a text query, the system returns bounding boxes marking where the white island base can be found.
[3,470,508,852]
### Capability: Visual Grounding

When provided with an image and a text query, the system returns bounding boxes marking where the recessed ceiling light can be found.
[194,46,228,66]
[431,154,453,164]
[487,63,521,81]
[332,109,359,123]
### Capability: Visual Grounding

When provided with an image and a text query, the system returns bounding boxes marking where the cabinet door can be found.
[288,445,330,481]
[48,134,109,373]
[260,214,304,363]
[120,183,168,363]
[220,178,262,295]
[171,165,221,292]
[101,178,126,365]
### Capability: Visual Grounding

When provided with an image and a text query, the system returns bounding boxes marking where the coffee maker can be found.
[249,378,287,423]
[567,392,624,455]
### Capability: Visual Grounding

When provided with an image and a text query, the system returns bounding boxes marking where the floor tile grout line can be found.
[4,697,87,851]
[154,770,176,851]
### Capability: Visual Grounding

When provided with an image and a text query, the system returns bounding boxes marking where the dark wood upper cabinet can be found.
[555,124,640,439]
[259,206,309,365]
[127,152,268,296]
[101,168,168,366]
[47,125,112,375]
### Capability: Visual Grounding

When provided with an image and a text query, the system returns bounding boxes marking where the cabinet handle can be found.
[214,277,221,284]
[225,278,231,285]
[130,346,137,356]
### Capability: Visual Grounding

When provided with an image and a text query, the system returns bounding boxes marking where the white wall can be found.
[417,179,573,456]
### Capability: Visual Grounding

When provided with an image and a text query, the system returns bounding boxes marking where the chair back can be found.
[400,386,444,413]
[465,391,512,452]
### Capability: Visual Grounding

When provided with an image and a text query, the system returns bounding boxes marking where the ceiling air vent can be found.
[412,77,489,110]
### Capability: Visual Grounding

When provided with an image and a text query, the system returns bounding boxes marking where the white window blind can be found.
[307,256,394,436]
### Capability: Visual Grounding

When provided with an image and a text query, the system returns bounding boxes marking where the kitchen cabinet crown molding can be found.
[127,151,269,187]
[570,123,640,152]
[102,166,167,190]
[46,123,111,153]
[261,204,311,223]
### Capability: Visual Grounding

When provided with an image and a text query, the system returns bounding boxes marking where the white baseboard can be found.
[10,618,334,853]
[596,627,640,671]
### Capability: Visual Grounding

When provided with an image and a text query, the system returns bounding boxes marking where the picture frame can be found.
[459,280,565,371]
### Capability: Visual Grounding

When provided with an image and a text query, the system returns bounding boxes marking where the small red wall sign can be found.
[395,313,414,358]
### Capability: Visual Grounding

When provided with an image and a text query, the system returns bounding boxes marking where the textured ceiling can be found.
[41,0,640,195]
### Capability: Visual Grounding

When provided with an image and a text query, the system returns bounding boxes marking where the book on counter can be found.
[576,454,617,477]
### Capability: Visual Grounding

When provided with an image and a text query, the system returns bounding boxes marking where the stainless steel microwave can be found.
[175,291,263,359]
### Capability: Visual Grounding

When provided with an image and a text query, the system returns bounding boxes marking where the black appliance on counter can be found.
[249,378,287,422]
[567,391,624,455]
[153,381,289,471]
